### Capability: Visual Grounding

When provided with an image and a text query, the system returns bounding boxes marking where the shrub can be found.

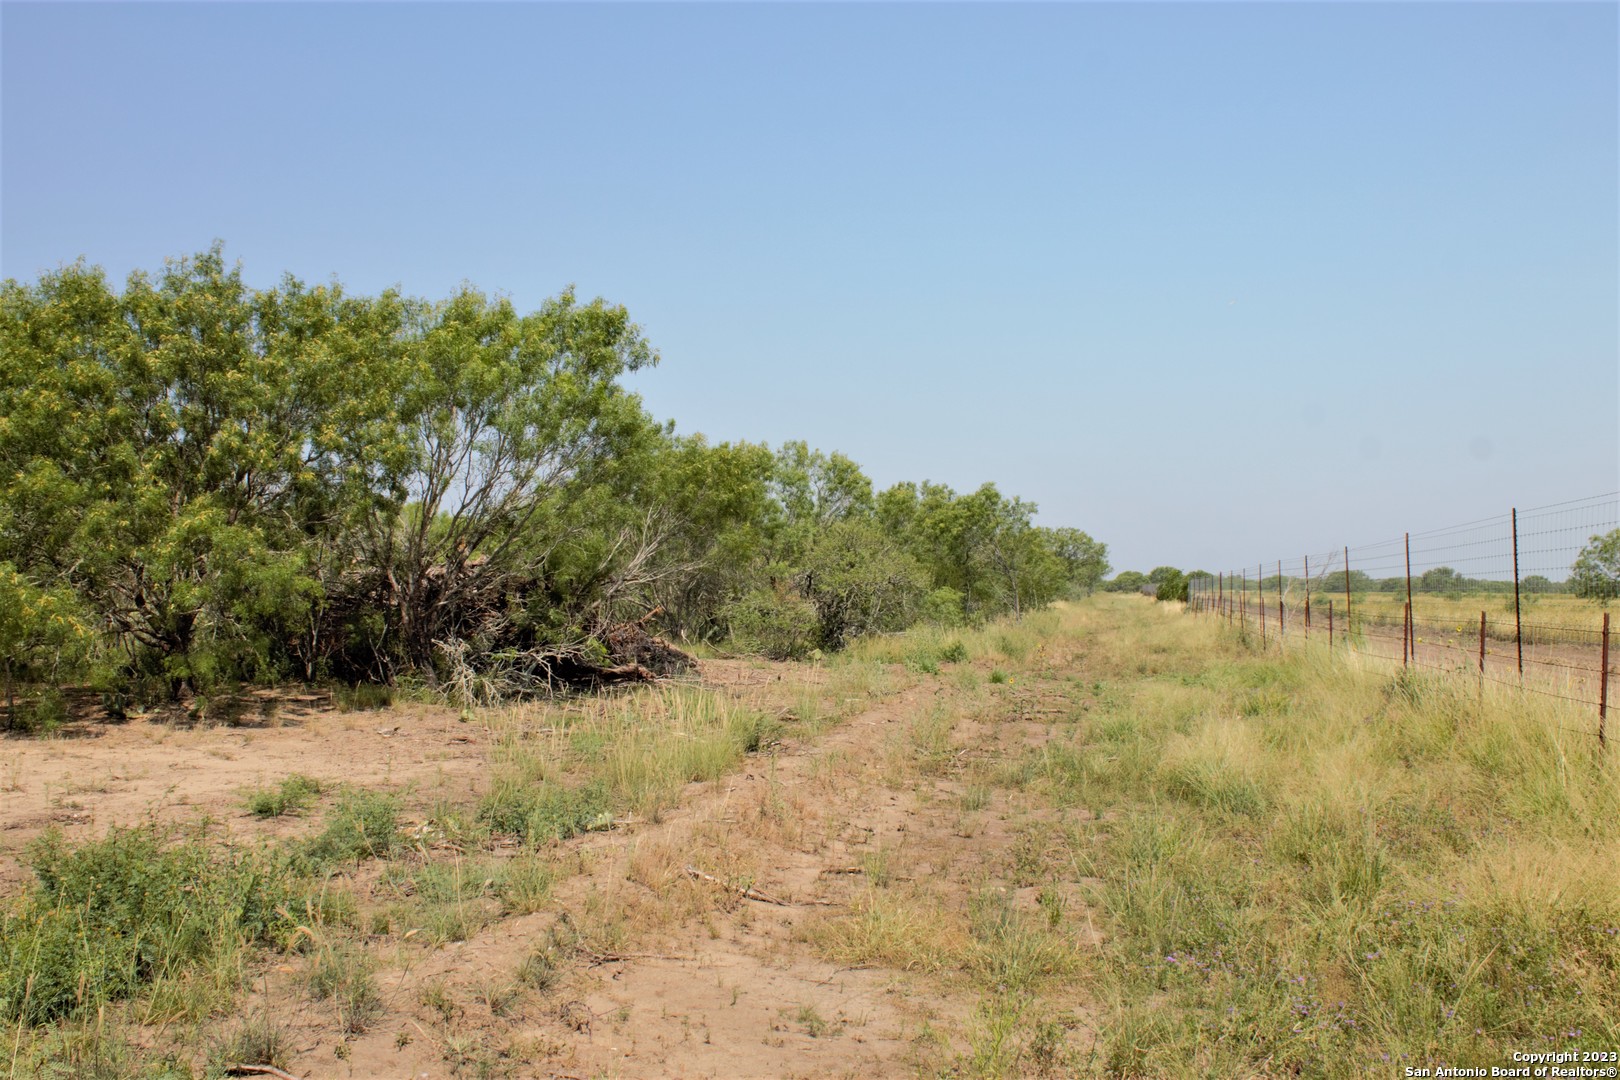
[1148,567,1188,603]
[722,588,819,660]
[6,689,68,735]
[798,522,928,649]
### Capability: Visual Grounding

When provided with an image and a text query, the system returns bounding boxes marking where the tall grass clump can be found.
[244,773,322,817]
[477,684,785,839]
[596,687,778,816]
[1061,595,1620,1074]
[0,827,301,1025]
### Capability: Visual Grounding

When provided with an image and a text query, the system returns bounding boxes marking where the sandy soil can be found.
[1,699,483,894]
[2,656,1102,1078]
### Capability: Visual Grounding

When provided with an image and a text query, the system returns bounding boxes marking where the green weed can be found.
[244,773,322,817]
[0,827,299,1025]
[302,789,399,864]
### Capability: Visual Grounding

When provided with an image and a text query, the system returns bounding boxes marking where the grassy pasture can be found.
[3,595,1615,1078]
[1312,590,1606,639]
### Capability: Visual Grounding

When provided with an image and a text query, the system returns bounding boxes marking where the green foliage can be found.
[302,790,399,864]
[301,941,381,1033]
[8,689,69,735]
[1418,566,1466,593]
[1105,570,1148,593]
[12,1020,196,1080]
[1,246,1110,694]
[920,586,966,626]
[875,480,1069,621]
[767,441,875,564]
[0,827,299,1025]
[245,774,323,817]
[1148,566,1188,603]
[722,588,819,660]
[0,563,94,728]
[798,521,928,649]
[1046,528,1110,595]
[1521,574,1559,595]
[1571,529,1620,602]
[477,780,611,844]
[636,436,776,640]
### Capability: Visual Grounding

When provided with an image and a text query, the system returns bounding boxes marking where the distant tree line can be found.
[0,247,1109,713]
[1104,529,1620,606]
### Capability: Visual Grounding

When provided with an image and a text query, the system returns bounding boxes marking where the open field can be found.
[1330,592,1607,640]
[4,596,1618,1078]
[1210,589,1617,716]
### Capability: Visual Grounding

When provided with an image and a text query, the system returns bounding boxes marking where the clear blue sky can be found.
[4,2,1616,575]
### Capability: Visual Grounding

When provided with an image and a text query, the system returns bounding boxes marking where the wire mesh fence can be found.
[1187,492,1619,747]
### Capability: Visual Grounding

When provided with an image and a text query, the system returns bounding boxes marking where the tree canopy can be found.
[0,248,1109,707]
[1570,529,1620,603]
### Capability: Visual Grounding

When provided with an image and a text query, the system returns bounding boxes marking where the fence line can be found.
[1187,492,1618,748]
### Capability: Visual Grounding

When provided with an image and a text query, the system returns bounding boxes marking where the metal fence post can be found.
[1478,611,1486,676]
[1304,555,1311,635]
[1404,532,1414,666]
[1601,612,1610,750]
[1512,507,1523,679]
[1328,600,1334,653]
[1343,546,1352,648]
[1403,602,1411,667]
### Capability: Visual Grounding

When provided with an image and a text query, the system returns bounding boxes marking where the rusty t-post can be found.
[1600,612,1610,750]
[1277,559,1284,644]
[1403,602,1411,667]
[1478,611,1487,675]
[1404,533,1414,664]
[1343,546,1352,647]
[1512,508,1523,679]
[1328,600,1334,652]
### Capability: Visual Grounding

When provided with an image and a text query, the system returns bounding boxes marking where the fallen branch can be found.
[683,865,790,906]
[582,948,691,967]
[225,1066,302,1080]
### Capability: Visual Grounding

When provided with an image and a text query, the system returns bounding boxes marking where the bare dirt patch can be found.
[1,700,487,891]
[5,644,1104,1078]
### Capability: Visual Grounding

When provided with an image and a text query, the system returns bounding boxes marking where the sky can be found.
[3,2,1616,576]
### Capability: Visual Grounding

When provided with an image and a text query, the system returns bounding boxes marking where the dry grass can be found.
[8,594,1615,1078]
